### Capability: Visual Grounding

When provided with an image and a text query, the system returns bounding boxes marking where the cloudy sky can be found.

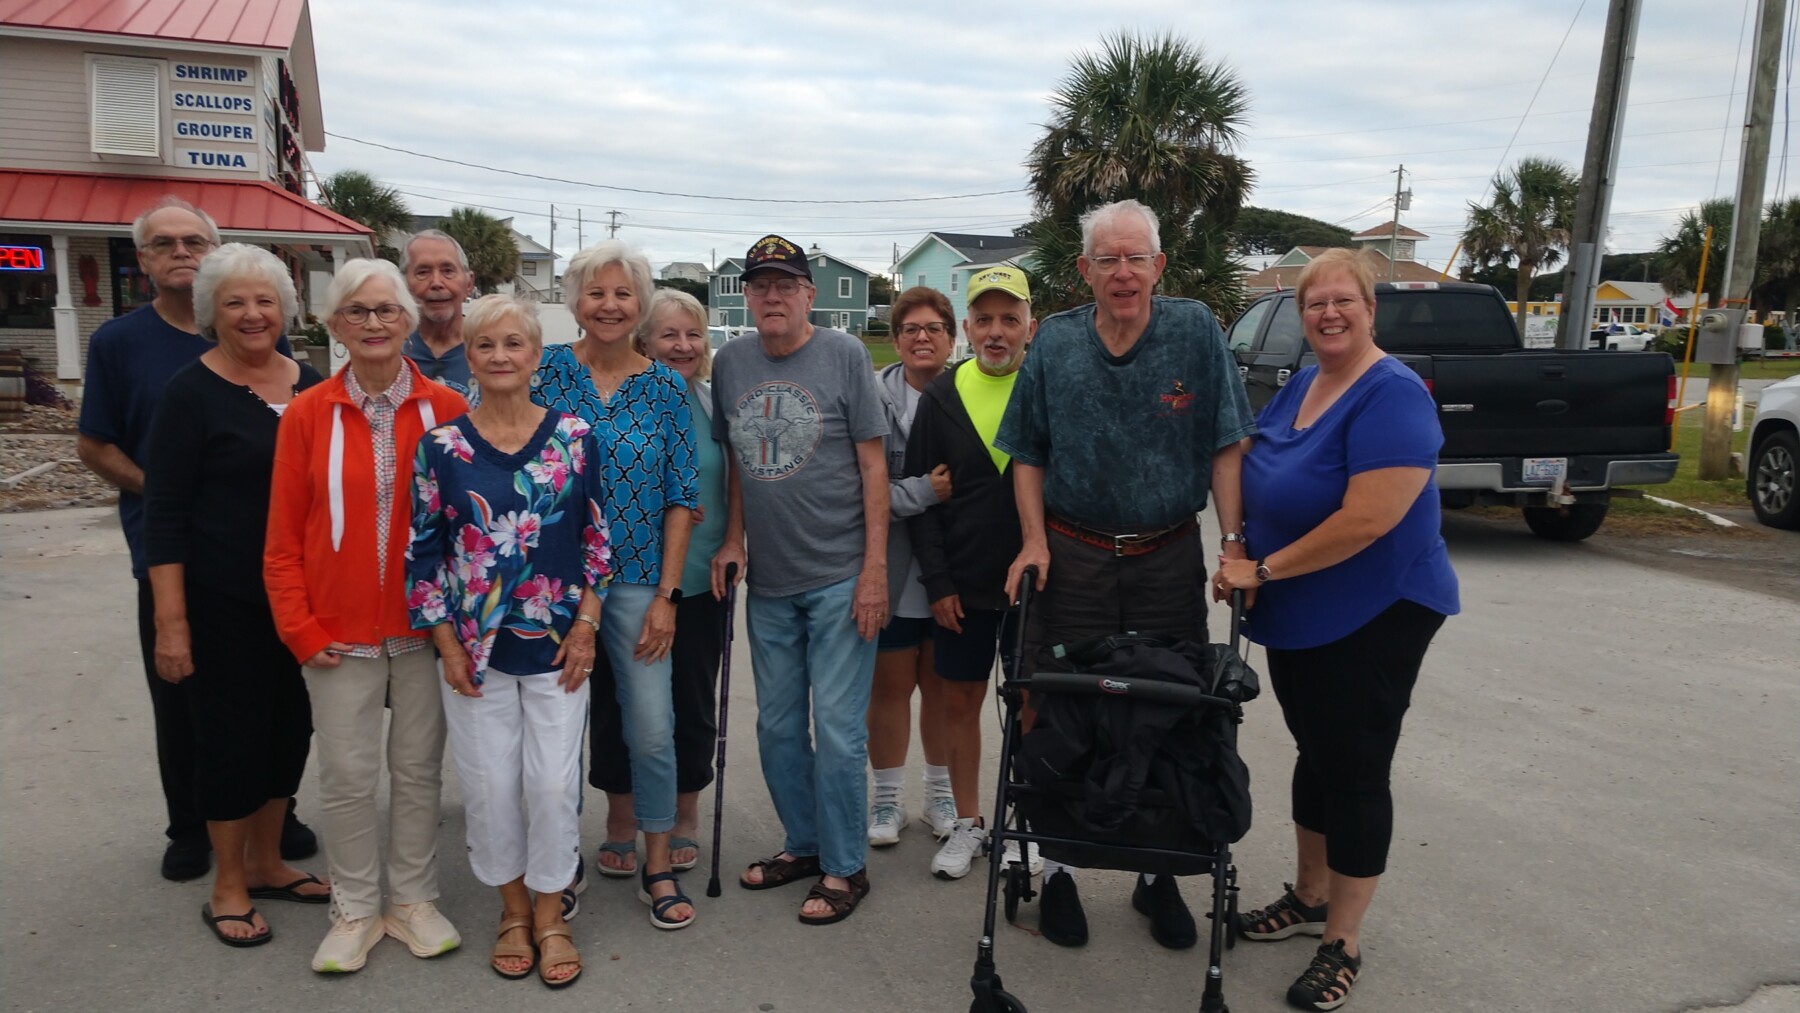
[309,0,1792,279]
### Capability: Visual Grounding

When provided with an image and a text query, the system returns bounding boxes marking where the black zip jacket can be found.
[903,360,1023,612]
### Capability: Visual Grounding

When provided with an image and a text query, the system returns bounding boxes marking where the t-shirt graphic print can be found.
[730,380,823,480]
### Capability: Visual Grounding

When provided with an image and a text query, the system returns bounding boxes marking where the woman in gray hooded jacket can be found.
[864,287,955,857]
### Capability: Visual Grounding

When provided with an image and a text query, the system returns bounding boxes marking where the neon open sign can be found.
[0,246,46,271]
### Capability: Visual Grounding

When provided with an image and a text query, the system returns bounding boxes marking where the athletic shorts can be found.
[877,615,933,653]
[933,608,1021,682]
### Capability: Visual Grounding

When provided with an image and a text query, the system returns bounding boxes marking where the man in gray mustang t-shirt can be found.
[710,234,888,925]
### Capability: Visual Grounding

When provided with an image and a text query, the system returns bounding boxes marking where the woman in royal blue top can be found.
[533,241,700,931]
[1217,249,1460,1012]
[408,295,611,987]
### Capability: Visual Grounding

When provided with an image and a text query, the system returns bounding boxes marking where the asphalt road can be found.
[1,507,1795,1013]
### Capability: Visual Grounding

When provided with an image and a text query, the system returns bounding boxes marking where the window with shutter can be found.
[91,57,162,157]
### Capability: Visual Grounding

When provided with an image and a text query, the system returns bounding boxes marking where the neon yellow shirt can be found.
[955,363,1019,474]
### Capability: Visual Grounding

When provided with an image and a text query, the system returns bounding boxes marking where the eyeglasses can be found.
[1087,253,1157,275]
[746,278,807,297]
[899,322,949,338]
[141,235,216,256]
[336,303,405,324]
[1302,297,1363,315]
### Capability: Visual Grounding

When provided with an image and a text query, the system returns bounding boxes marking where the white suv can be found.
[1747,374,1800,528]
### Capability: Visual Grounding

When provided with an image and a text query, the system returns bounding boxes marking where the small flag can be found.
[1660,295,1680,328]
[1274,276,1283,292]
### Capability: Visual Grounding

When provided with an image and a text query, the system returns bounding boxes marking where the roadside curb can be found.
[1643,495,1738,528]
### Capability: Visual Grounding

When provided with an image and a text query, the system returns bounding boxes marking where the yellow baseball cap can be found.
[965,265,1030,304]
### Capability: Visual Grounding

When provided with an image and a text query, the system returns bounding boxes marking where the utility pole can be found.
[577,210,584,249]
[1700,0,1785,479]
[548,204,557,302]
[607,210,622,238]
[1388,165,1408,281]
[1556,0,1643,350]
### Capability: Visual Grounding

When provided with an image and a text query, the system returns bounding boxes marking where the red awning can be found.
[0,169,370,241]
[0,0,305,50]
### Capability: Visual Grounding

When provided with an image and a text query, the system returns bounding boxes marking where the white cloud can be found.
[308,0,1772,280]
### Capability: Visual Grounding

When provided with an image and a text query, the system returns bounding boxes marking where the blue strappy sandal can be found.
[638,870,696,931]
[595,839,638,878]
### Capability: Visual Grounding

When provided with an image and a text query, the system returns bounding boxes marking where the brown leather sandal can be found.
[797,869,870,926]
[739,852,821,891]
[533,921,581,989]
[490,914,535,981]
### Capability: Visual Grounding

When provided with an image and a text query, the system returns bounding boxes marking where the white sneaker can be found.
[931,818,987,880]
[383,901,461,958]
[312,913,383,973]
[1003,838,1044,877]
[922,794,958,840]
[869,791,906,847]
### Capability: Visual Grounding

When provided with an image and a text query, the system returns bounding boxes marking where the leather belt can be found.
[1044,513,1198,558]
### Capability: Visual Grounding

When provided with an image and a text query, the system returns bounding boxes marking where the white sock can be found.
[872,767,905,794]
[1041,858,1073,881]
[923,764,951,793]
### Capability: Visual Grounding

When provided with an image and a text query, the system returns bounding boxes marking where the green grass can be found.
[1618,406,1755,507]
[863,338,899,369]
[1735,358,1800,380]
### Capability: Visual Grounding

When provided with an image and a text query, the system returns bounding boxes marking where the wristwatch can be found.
[1253,560,1273,584]
[1220,533,1247,549]
[655,587,684,605]
[573,613,600,633]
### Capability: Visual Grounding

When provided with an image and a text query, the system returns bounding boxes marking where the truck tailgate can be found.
[1422,351,1673,458]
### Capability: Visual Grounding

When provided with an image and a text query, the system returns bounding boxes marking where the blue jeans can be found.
[599,583,676,832]
[745,574,878,878]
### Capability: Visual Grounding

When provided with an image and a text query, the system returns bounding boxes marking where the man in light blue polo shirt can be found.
[400,229,475,397]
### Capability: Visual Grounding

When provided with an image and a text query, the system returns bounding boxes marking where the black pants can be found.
[1028,524,1209,673]
[1266,598,1446,879]
[137,579,204,842]
[589,592,725,796]
[183,587,313,822]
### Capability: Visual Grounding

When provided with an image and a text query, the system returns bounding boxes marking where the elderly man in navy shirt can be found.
[77,196,315,881]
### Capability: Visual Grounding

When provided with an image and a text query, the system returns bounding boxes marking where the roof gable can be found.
[1351,222,1429,240]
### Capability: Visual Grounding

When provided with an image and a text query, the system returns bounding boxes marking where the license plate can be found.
[1522,457,1568,483]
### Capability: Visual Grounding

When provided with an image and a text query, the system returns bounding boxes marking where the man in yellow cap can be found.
[902,265,1037,880]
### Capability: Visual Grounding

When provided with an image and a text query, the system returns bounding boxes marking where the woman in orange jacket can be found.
[264,257,468,975]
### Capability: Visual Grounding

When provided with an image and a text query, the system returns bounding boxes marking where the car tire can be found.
[1748,429,1800,529]
[1522,503,1609,541]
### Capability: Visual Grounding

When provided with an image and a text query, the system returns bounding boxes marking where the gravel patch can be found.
[0,403,117,513]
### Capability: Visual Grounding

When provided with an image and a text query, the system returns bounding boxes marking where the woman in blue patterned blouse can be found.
[534,241,700,931]
[407,295,611,986]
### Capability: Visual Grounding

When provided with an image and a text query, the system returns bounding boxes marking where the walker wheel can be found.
[1003,865,1030,923]
[970,989,1029,1013]
[1226,887,1239,950]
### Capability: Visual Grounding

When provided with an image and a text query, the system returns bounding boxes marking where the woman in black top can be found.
[144,244,326,948]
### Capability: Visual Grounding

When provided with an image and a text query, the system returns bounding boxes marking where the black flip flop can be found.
[248,873,330,904]
[201,903,272,948]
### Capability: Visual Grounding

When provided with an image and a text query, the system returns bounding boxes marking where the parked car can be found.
[1746,374,1799,528]
[707,326,732,350]
[1588,324,1652,352]
[1227,281,1679,542]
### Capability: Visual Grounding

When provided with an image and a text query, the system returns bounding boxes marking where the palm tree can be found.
[1023,32,1254,317]
[1655,199,1733,306]
[1463,156,1579,337]
[440,207,518,294]
[1752,197,1800,323]
[317,170,412,262]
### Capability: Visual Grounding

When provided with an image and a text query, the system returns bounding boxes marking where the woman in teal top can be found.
[586,289,729,875]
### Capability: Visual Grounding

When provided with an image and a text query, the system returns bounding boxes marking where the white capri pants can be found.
[441,668,589,894]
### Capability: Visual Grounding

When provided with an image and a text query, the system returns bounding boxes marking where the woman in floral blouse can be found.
[408,295,610,988]
[534,241,699,931]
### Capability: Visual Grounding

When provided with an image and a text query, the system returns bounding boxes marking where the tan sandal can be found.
[533,921,582,989]
[490,914,535,981]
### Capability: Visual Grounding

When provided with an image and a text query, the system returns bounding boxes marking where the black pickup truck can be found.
[1226,281,1679,541]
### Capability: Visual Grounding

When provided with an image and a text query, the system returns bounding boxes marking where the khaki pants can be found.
[303,650,446,921]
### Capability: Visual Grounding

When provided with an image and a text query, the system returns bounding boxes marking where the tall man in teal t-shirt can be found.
[994,199,1258,950]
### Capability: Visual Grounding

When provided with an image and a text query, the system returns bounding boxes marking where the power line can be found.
[1490,0,1590,178]
[328,132,1028,205]
[1716,0,1756,197]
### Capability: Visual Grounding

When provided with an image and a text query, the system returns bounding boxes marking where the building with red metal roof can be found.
[0,0,368,379]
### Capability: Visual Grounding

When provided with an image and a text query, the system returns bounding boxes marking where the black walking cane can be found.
[704,562,740,898]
